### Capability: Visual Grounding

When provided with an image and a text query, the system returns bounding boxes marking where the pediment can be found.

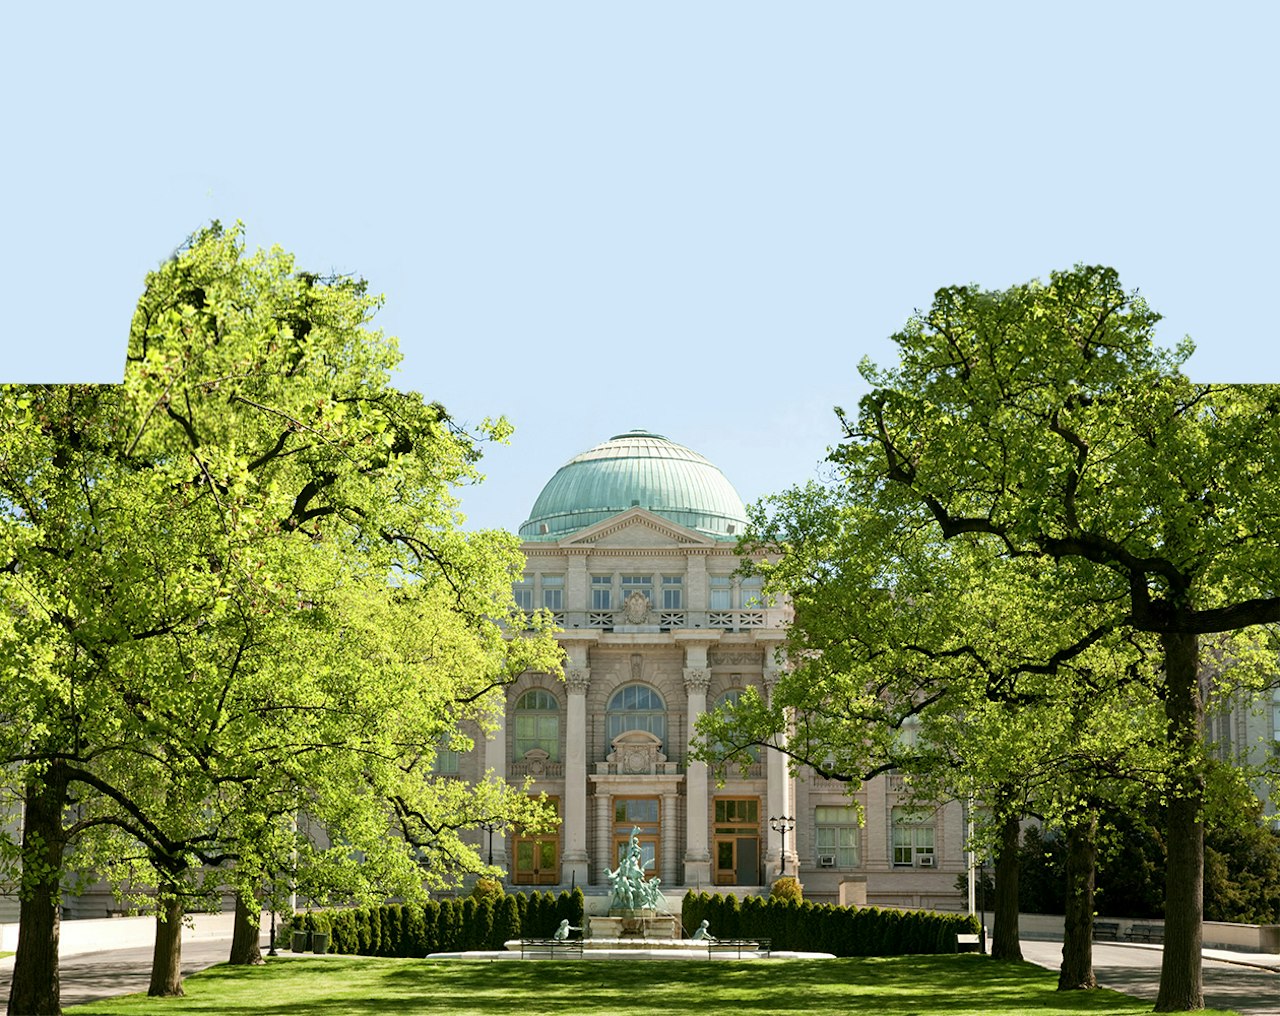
[561,508,716,548]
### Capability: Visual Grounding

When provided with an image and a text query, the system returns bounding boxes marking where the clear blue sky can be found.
[4,3,1276,532]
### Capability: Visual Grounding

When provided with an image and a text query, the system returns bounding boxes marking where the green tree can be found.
[0,224,560,1014]
[832,266,1279,1011]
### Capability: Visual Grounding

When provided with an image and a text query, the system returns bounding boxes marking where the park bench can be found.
[1125,923,1163,943]
[1092,921,1120,941]
[706,938,771,958]
[518,938,583,958]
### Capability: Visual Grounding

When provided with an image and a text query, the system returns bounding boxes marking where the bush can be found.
[771,876,803,903]
[472,876,504,902]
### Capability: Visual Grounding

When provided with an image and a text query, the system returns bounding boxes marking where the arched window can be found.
[607,684,666,746]
[714,689,760,762]
[515,688,560,760]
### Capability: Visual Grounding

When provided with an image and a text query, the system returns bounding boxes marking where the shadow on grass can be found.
[65,955,1233,1016]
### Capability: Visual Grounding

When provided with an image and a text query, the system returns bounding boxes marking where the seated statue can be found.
[552,918,581,942]
[691,919,715,941]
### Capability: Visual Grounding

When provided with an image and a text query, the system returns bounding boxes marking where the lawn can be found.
[63,955,1242,1016]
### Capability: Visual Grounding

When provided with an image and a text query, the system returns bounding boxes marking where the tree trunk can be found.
[229,890,264,965]
[1154,629,1204,1012]
[7,765,69,1016]
[148,890,185,997]
[991,809,1022,961]
[1058,810,1097,990]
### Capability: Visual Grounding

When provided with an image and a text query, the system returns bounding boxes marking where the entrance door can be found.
[514,836,559,884]
[512,795,560,885]
[714,835,760,885]
[713,797,761,885]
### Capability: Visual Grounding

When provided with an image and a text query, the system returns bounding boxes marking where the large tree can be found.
[838,266,1280,1011]
[0,224,560,1014]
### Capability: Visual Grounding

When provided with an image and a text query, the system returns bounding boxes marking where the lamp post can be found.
[479,820,501,866]
[769,815,796,877]
[978,858,988,955]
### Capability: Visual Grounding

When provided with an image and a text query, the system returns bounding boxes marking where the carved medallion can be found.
[623,592,651,625]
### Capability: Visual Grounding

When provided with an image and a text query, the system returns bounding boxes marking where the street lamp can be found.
[769,815,796,877]
[479,820,502,866]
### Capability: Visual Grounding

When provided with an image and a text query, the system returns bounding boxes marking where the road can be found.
[1020,939,1280,1016]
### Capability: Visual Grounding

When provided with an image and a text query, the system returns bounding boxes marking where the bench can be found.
[1092,921,1120,941]
[707,938,771,958]
[1125,923,1164,943]
[518,938,583,958]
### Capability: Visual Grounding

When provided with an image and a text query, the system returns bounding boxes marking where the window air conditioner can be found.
[818,854,836,867]
[917,854,935,868]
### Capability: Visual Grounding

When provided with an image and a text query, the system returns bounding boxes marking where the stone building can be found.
[460,429,967,908]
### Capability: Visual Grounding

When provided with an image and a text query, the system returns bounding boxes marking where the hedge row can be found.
[681,891,977,955]
[292,889,584,956]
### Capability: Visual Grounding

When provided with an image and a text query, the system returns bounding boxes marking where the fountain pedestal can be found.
[587,909,679,940]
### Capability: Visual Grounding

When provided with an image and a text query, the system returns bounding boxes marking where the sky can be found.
[3,3,1277,533]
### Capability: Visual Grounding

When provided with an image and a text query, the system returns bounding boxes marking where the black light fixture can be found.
[769,815,796,877]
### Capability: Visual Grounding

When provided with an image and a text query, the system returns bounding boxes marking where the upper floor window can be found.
[591,575,613,610]
[739,575,765,607]
[433,735,461,775]
[514,688,560,760]
[621,575,653,604]
[891,806,935,866]
[714,689,759,761]
[512,575,534,611]
[709,575,732,610]
[815,805,860,867]
[541,575,564,611]
[1272,689,1280,742]
[662,576,683,610]
[607,684,666,746]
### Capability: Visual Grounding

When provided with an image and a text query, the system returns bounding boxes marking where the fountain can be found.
[585,827,679,941]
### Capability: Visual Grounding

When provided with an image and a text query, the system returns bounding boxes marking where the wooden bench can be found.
[518,938,583,958]
[707,938,771,958]
[1125,923,1164,943]
[1092,921,1120,941]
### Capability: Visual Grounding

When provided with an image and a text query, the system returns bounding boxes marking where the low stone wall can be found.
[1002,913,1279,954]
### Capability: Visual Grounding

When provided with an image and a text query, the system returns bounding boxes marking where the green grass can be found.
[63,955,1242,1016]
[0,951,12,959]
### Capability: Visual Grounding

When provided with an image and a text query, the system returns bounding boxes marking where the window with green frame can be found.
[891,806,935,865]
[514,688,560,760]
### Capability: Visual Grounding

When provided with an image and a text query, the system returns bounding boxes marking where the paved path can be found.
[1020,939,1280,1016]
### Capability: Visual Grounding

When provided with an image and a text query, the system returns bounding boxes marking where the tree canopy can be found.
[1,223,561,1014]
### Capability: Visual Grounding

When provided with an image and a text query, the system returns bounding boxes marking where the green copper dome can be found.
[519,430,748,541]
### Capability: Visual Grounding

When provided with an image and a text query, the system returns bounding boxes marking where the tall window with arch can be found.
[714,688,760,763]
[514,688,560,760]
[606,684,667,748]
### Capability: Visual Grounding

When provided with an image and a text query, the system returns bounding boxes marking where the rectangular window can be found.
[512,575,534,611]
[815,806,860,867]
[662,576,683,609]
[891,806,935,865]
[709,576,732,610]
[1272,690,1280,741]
[714,798,758,826]
[434,735,461,775]
[591,575,613,610]
[740,575,764,608]
[541,575,564,611]
[621,575,652,603]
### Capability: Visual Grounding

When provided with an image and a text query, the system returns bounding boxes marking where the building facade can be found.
[460,429,968,908]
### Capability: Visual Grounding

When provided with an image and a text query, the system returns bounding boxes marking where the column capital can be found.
[683,667,710,694]
[566,668,591,694]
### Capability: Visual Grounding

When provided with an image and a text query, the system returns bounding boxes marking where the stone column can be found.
[763,663,795,881]
[662,790,680,885]
[483,697,509,871]
[563,666,591,886]
[595,790,613,887]
[682,658,712,885]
